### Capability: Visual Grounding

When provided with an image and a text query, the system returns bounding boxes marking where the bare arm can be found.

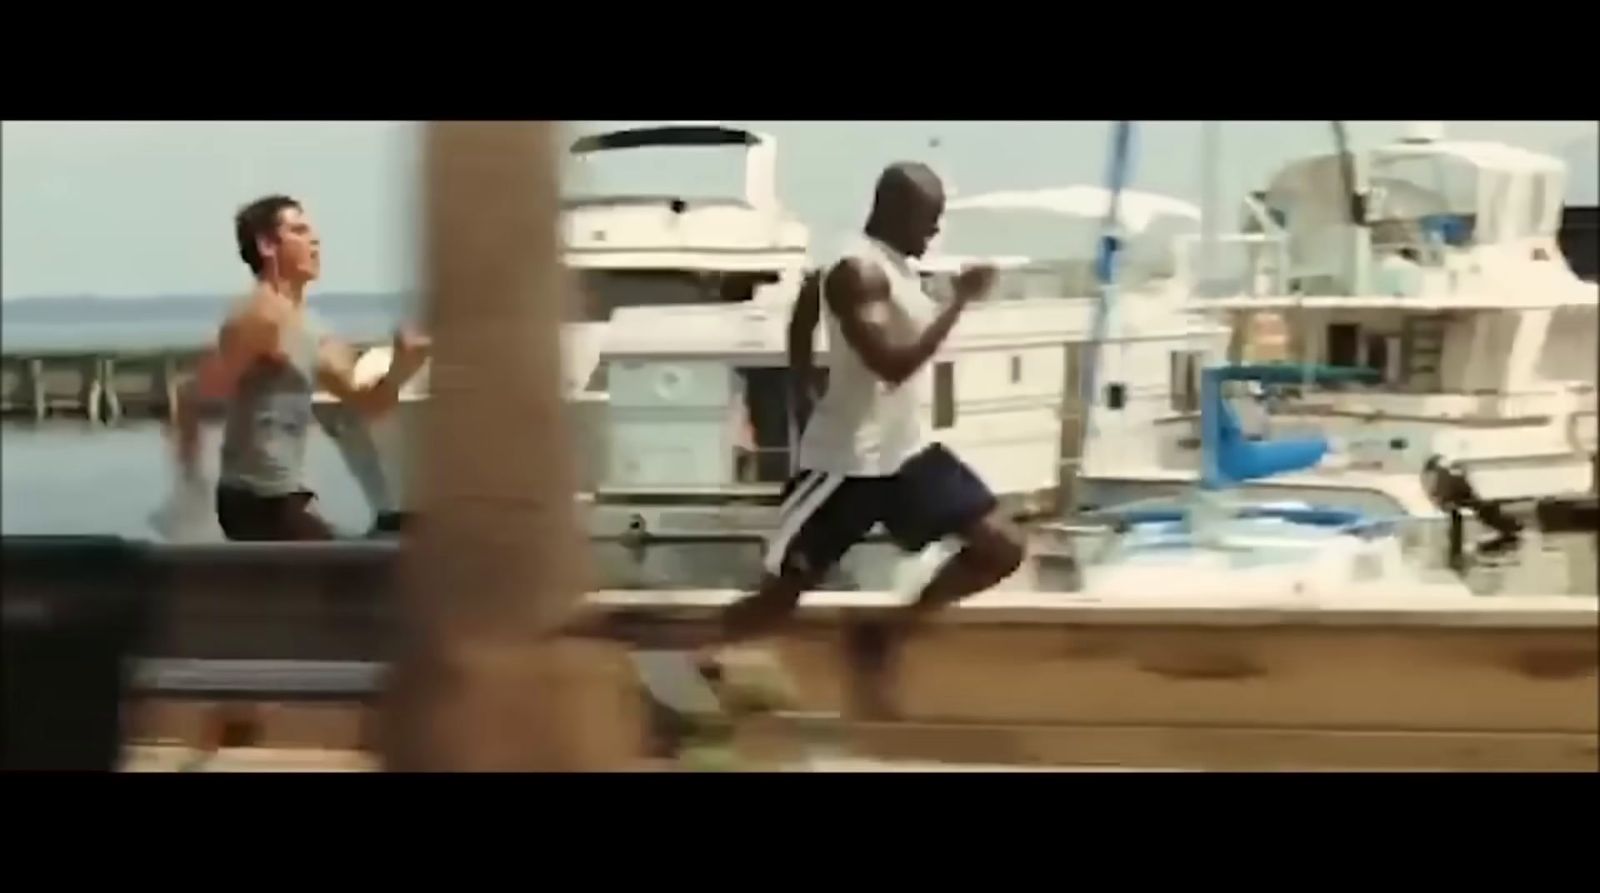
[787,271,823,417]
[315,326,431,420]
[824,258,983,386]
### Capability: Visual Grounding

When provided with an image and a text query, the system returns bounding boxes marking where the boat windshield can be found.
[565,143,750,205]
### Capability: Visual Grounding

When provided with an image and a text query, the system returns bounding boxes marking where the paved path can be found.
[122,747,376,773]
[120,746,1182,772]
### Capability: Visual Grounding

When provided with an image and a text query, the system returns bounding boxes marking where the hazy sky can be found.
[3,120,1594,299]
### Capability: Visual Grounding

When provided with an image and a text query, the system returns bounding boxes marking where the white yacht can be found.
[312,122,810,525]
[561,121,811,401]
[1080,124,1599,519]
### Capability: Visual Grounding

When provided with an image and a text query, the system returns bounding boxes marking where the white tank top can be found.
[797,235,936,477]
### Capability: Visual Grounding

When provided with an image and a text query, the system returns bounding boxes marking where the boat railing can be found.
[1264,388,1588,425]
[734,443,804,485]
[590,448,797,495]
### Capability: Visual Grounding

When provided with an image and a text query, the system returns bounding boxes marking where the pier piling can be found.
[30,358,45,422]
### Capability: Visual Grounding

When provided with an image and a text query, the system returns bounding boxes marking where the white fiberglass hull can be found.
[1076,508,1473,600]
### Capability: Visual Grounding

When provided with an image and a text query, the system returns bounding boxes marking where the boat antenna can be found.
[1330,121,1367,227]
[1311,121,1367,387]
[1198,121,1220,298]
[928,134,957,198]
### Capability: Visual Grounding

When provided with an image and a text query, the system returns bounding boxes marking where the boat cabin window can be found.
[1326,323,1360,368]
[729,367,831,484]
[575,270,780,322]
[1323,323,1402,386]
[1169,350,1203,413]
[567,140,750,204]
[732,368,792,484]
[1364,333,1389,379]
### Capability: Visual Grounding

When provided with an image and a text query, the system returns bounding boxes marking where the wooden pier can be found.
[115,578,1600,771]
[0,344,381,423]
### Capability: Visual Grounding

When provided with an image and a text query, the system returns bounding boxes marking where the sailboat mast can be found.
[1077,120,1135,458]
[1198,121,1220,298]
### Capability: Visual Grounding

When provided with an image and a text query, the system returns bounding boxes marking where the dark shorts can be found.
[215,485,336,542]
[764,442,997,578]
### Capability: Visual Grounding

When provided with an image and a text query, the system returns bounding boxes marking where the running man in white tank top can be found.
[583,164,1024,708]
[748,161,1022,628]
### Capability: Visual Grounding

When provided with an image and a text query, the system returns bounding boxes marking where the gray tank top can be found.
[218,313,325,496]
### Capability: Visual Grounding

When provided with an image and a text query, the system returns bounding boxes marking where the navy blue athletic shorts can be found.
[215,484,336,542]
[763,442,997,577]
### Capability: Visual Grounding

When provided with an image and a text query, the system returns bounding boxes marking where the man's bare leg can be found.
[563,569,816,650]
[560,570,817,727]
[716,571,815,644]
[903,511,1024,618]
[853,512,1025,716]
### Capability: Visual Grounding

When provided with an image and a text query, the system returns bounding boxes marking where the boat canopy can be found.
[1266,139,1568,248]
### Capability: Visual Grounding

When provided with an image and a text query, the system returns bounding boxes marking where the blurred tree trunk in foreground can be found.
[379,121,642,771]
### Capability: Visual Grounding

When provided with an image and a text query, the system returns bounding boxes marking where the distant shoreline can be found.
[0,291,417,308]
[0,292,416,353]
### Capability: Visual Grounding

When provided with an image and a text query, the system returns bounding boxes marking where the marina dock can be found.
[0,343,382,423]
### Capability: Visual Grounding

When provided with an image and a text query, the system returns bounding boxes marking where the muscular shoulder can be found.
[222,292,288,356]
[823,256,890,313]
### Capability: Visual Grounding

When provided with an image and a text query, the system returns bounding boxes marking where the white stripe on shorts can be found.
[775,469,822,519]
[763,471,846,575]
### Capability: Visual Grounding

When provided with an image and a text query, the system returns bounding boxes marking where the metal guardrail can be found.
[131,659,386,699]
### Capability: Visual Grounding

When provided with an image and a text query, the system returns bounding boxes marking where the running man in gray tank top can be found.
[169,194,431,541]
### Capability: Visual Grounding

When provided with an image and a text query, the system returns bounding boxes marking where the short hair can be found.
[873,162,942,207]
[235,195,301,276]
